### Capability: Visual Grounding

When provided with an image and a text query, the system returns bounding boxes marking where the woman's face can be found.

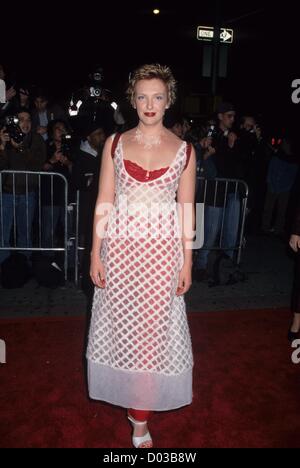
[53,123,66,141]
[133,78,169,125]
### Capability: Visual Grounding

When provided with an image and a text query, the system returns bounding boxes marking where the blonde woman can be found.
[87,64,196,448]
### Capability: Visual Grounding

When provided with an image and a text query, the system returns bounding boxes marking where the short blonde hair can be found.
[126,63,177,107]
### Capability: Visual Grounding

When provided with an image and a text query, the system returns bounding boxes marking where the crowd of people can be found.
[0,61,300,292]
[1,61,300,448]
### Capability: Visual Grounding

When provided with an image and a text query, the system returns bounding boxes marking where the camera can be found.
[206,123,217,147]
[60,133,72,158]
[207,124,216,138]
[89,67,103,99]
[4,115,26,144]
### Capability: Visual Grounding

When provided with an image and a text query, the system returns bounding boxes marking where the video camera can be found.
[3,115,26,144]
[89,67,104,99]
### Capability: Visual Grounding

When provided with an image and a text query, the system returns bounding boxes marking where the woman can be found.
[87,64,196,448]
[289,205,300,340]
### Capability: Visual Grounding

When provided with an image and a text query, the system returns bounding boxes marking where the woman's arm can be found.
[176,146,196,295]
[290,204,300,252]
[177,145,196,265]
[90,136,115,266]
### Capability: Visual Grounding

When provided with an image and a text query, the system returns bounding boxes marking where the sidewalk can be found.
[0,235,295,318]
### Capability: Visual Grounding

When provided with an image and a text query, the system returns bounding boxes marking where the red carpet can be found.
[1,309,300,448]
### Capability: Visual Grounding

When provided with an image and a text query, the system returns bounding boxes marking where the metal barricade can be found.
[0,170,70,280]
[71,177,249,288]
[72,189,83,287]
[72,186,93,288]
[0,172,247,287]
[196,176,249,264]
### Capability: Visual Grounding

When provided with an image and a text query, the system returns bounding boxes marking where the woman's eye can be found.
[137,95,144,100]
[156,96,163,100]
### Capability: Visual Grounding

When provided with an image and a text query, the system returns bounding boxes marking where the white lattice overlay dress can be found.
[86,135,194,411]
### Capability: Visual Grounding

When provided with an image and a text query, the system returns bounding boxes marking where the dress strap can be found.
[183,142,192,170]
[111,133,121,159]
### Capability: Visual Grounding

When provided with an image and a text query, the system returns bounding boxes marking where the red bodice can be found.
[123,159,169,182]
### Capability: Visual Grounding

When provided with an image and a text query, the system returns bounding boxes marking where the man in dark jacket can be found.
[31,90,69,142]
[195,102,243,277]
[71,119,106,294]
[0,109,46,264]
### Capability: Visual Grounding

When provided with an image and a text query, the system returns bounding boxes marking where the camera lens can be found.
[93,72,102,81]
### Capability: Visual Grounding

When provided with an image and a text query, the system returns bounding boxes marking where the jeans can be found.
[42,205,66,250]
[41,205,75,269]
[196,193,241,269]
[0,192,36,264]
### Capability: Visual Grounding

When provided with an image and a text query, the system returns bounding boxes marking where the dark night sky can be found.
[1,0,300,130]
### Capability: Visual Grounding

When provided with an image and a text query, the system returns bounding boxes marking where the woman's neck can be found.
[137,122,164,136]
[133,124,164,150]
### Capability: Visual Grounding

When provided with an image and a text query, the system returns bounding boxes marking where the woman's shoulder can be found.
[163,128,182,144]
[163,129,186,153]
[119,128,135,143]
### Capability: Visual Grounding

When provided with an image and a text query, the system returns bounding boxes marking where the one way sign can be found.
[197,26,234,44]
[220,28,233,43]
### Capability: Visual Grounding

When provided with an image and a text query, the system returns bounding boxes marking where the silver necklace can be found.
[133,128,162,150]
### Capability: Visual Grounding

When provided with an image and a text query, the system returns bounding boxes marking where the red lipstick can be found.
[144,112,156,117]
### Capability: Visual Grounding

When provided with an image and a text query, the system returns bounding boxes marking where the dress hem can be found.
[87,393,193,412]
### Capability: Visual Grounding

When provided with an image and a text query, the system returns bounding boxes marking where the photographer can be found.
[238,115,269,234]
[31,89,69,141]
[40,119,73,255]
[77,68,115,136]
[0,109,46,265]
[194,102,243,279]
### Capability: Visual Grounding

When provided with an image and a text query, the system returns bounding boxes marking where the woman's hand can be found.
[203,145,216,160]
[289,234,300,253]
[176,262,192,296]
[90,253,106,288]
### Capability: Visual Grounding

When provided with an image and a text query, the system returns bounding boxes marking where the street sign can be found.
[220,29,233,43]
[197,26,234,43]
